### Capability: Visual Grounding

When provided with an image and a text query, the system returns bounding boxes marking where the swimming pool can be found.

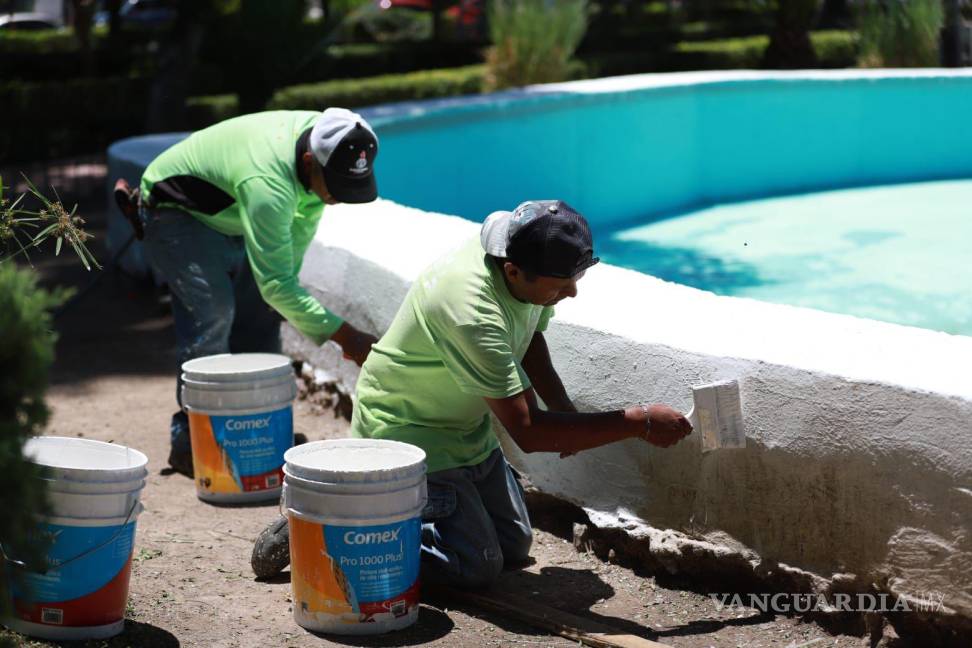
[599,179,972,336]
[366,70,972,337]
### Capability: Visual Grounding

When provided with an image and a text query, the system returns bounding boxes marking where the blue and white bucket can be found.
[4,437,148,641]
[283,439,427,635]
[181,353,297,504]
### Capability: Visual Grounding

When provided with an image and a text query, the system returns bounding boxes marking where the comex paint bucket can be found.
[283,439,427,635]
[181,353,297,504]
[3,436,148,641]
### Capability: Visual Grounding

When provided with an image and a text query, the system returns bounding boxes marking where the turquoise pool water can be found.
[597,179,972,336]
[365,73,972,337]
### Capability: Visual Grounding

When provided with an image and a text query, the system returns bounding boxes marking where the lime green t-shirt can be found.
[350,236,554,473]
[140,111,343,344]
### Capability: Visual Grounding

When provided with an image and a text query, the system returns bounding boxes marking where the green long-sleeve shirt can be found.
[141,111,343,344]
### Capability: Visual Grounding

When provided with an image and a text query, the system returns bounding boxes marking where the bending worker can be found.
[252,199,692,585]
[115,108,380,477]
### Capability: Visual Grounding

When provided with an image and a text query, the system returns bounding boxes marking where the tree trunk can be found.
[146,18,205,132]
[819,0,849,28]
[432,0,446,43]
[762,0,819,69]
[942,0,963,67]
[106,0,123,42]
[71,0,96,76]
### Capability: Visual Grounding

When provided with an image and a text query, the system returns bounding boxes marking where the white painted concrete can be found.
[285,198,972,619]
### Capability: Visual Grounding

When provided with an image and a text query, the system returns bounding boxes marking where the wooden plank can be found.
[428,585,669,648]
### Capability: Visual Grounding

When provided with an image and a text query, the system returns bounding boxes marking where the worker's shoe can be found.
[113,178,144,240]
[252,515,290,579]
[167,411,194,478]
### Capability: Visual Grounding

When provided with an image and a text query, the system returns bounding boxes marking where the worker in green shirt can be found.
[115,108,380,477]
[251,200,692,585]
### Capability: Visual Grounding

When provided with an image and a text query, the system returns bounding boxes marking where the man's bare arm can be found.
[520,332,575,412]
[484,389,691,455]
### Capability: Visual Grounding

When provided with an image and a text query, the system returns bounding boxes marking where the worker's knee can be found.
[451,544,504,589]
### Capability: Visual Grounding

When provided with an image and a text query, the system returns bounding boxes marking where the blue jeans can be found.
[141,207,282,444]
[421,449,533,588]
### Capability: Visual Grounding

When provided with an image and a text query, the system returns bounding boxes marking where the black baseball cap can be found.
[480,200,599,278]
[310,108,379,204]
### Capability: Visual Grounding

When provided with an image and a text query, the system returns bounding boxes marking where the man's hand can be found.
[638,404,692,448]
[329,322,377,367]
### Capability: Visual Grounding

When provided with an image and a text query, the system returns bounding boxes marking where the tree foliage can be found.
[485,0,589,91]
[0,264,59,624]
[857,0,944,67]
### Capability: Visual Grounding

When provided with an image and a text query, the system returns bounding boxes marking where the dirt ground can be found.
[2,164,870,648]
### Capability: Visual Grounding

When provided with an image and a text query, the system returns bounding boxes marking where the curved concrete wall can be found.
[286,198,972,624]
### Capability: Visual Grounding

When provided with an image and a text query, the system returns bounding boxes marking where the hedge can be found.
[185,32,856,128]
[0,76,149,164]
[305,42,482,81]
[185,94,242,130]
[189,62,584,125]
[2,30,858,161]
[1,26,482,90]
[268,65,487,110]
[671,30,858,70]
[0,26,136,81]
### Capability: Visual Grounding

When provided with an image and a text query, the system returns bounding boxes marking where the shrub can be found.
[671,29,856,69]
[857,0,944,67]
[0,27,145,81]
[0,76,149,163]
[812,29,859,66]
[0,263,58,626]
[268,65,487,111]
[485,0,589,91]
[674,33,769,68]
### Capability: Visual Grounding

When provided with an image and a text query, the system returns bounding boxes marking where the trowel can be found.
[685,379,746,451]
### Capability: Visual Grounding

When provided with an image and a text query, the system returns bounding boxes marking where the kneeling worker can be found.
[115,108,381,476]
[253,199,692,585]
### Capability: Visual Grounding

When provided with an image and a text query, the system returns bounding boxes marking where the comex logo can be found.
[344,528,401,545]
[225,416,271,432]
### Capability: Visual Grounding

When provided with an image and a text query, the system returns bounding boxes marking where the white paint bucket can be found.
[4,437,148,641]
[181,353,297,504]
[283,439,427,635]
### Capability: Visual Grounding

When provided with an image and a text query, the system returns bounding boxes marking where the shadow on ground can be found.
[1,620,180,648]
[311,605,455,646]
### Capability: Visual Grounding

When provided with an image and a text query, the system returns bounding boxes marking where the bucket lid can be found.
[181,353,293,384]
[285,439,426,483]
[24,437,148,480]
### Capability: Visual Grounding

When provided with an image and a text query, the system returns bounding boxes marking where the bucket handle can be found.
[0,497,141,574]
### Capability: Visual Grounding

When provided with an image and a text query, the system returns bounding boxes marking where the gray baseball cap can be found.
[309,108,379,204]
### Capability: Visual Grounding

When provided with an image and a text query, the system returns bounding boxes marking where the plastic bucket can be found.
[181,353,297,504]
[4,437,148,641]
[283,439,427,635]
